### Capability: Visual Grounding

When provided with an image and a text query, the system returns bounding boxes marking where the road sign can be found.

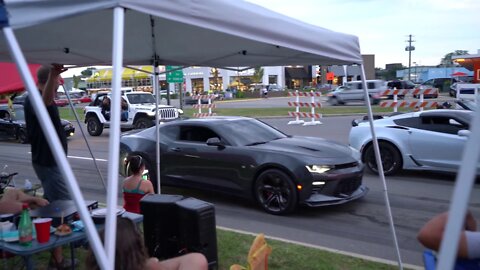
[166,66,184,83]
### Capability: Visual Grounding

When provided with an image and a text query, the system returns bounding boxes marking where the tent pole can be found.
[359,64,403,270]
[149,15,162,194]
[105,7,125,270]
[436,97,480,269]
[2,27,108,269]
[153,62,162,194]
[61,85,107,191]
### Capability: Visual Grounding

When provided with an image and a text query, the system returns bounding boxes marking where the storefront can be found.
[453,52,480,83]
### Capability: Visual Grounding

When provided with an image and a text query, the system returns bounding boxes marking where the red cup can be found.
[33,218,52,243]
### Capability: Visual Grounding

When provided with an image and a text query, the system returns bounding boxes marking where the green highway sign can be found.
[166,66,184,83]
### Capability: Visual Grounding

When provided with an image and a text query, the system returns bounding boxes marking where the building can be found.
[396,66,473,83]
[453,50,480,83]
[84,55,375,94]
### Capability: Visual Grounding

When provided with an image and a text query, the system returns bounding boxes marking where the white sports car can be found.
[349,109,475,175]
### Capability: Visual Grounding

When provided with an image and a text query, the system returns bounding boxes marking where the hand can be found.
[49,63,68,77]
[32,197,49,208]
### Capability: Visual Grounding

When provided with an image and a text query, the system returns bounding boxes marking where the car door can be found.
[408,115,469,170]
[0,108,17,136]
[161,124,245,193]
[342,82,363,101]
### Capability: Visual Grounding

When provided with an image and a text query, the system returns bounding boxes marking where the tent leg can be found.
[360,65,403,270]
[2,27,108,269]
[153,63,162,194]
[104,7,125,270]
[436,92,480,269]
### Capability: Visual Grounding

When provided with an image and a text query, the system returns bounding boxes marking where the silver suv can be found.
[327,80,387,105]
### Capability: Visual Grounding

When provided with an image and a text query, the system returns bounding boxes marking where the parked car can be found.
[0,104,75,143]
[385,80,416,99]
[12,92,28,104]
[414,78,454,98]
[327,80,386,105]
[119,116,368,215]
[349,109,474,175]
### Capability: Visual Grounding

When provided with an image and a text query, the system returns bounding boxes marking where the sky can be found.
[63,0,479,77]
[246,0,480,68]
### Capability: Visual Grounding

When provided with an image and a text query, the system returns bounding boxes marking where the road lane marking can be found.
[27,152,108,162]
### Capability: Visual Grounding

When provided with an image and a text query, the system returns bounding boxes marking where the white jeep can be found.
[84,91,180,136]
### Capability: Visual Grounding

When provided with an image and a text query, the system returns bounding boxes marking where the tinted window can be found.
[215,119,287,146]
[127,94,155,104]
[161,125,179,140]
[394,115,468,135]
[367,82,375,89]
[179,126,219,143]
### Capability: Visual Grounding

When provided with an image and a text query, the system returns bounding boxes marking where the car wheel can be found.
[17,128,27,144]
[328,97,339,106]
[363,141,402,176]
[254,169,298,215]
[86,116,103,136]
[134,117,153,129]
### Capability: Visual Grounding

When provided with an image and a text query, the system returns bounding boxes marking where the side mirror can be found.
[206,137,224,147]
[458,130,471,137]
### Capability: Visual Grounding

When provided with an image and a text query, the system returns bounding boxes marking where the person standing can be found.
[24,64,75,269]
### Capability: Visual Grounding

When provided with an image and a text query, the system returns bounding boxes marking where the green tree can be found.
[440,50,469,67]
[252,67,264,84]
[80,67,96,77]
[72,75,82,88]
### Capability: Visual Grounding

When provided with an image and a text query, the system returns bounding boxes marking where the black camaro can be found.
[0,104,75,143]
[119,116,368,215]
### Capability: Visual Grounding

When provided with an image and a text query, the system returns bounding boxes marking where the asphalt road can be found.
[0,114,478,267]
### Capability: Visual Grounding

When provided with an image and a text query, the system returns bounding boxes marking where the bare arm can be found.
[417,211,471,258]
[42,64,67,105]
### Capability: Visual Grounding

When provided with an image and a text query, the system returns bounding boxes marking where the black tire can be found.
[134,117,153,129]
[363,141,402,175]
[254,169,298,215]
[17,128,27,144]
[328,97,339,106]
[86,116,103,136]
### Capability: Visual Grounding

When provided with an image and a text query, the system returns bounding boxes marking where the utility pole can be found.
[405,34,415,81]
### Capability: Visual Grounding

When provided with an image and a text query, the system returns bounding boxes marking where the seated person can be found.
[417,211,479,259]
[122,155,154,214]
[86,217,208,270]
[121,97,128,121]
[101,96,111,120]
[0,187,49,214]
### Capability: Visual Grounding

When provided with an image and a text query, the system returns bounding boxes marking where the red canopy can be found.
[451,71,467,77]
[0,62,41,95]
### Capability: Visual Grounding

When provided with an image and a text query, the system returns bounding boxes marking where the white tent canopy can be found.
[0,0,362,67]
[0,1,427,270]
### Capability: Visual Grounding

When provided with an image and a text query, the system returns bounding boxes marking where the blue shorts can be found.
[32,163,71,201]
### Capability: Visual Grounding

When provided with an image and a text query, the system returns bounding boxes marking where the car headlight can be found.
[177,109,184,115]
[306,165,334,174]
[349,146,361,161]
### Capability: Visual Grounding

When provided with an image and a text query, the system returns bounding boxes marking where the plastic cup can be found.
[33,218,52,243]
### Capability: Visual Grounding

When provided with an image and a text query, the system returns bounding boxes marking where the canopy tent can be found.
[0,62,40,94]
[0,0,413,269]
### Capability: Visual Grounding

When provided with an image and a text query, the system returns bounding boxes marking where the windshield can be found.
[11,108,25,121]
[126,94,155,104]
[217,119,288,146]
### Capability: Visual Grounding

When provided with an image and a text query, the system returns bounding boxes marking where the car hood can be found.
[253,136,355,159]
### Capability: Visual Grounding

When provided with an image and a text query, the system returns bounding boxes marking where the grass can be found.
[7,228,405,270]
[59,105,410,121]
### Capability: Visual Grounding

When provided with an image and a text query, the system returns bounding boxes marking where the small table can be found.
[0,211,142,269]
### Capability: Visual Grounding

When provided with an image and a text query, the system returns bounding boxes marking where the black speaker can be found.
[176,197,218,269]
[140,194,218,269]
[140,194,185,259]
